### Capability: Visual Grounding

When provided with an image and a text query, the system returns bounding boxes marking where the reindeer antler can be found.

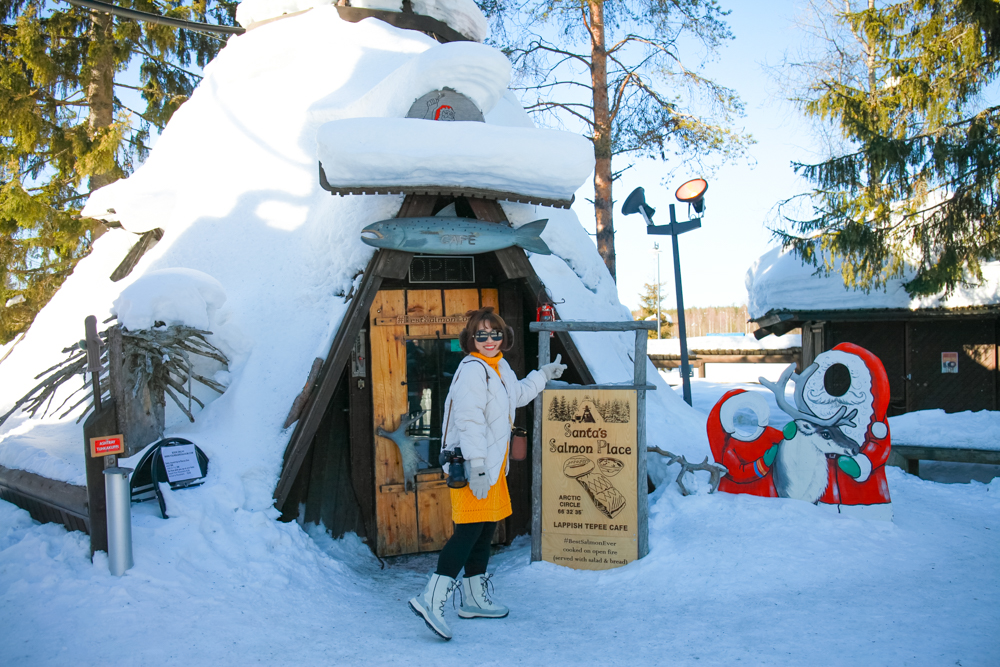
[648,446,727,496]
[760,364,853,428]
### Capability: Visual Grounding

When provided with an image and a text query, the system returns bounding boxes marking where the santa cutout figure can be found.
[707,389,781,497]
[708,343,893,521]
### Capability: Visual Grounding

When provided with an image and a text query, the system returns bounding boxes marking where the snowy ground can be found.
[2,378,999,666]
[1,467,997,666]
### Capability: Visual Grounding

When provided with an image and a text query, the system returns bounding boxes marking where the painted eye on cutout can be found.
[824,363,851,397]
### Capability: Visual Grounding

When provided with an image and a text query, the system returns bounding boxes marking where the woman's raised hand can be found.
[541,354,567,380]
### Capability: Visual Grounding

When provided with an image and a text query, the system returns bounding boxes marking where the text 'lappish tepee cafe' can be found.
[0,0,664,570]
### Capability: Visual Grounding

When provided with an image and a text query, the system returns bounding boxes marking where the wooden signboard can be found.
[540,389,638,569]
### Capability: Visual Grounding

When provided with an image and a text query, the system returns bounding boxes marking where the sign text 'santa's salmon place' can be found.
[540,389,639,570]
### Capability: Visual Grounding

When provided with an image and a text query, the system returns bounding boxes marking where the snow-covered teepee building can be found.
[0,0,707,558]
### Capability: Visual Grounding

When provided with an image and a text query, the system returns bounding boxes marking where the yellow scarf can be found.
[471,351,503,375]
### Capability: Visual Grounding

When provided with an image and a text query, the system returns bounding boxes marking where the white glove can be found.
[468,463,490,499]
[541,353,567,380]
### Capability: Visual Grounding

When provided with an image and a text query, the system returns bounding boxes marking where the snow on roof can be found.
[647,333,801,355]
[317,118,593,201]
[236,0,488,42]
[0,7,705,504]
[746,245,1000,321]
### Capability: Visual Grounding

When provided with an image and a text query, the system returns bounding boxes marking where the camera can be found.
[439,447,468,488]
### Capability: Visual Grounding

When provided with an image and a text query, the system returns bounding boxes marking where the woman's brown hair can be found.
[458,306,515,354]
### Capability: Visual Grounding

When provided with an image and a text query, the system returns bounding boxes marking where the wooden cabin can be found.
[272,193,595,557]
[753,306,999,417]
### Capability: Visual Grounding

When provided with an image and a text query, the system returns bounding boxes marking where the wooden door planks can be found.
[405,290,444,337]
[416,480,454,552]
[444,289,480,335]
[371,291,418,556]
[480,288,499,312]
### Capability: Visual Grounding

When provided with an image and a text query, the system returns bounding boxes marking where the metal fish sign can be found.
[360,218,552,255]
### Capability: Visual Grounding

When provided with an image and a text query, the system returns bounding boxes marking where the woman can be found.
[408,307,565,641]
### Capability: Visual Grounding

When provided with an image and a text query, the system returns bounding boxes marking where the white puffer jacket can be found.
[442,355,547,485]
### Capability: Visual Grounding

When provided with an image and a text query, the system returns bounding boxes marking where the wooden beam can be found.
[273,196,436,509]
[335,5,471,43]
[889,444,1000,467]
[466,198,596,385]
[649,353,800,367]
[319,169,576,210]
[0,465,89,532]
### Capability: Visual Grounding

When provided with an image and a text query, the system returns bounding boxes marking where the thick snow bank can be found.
[315,40,512,124]
[317,118,594,200]
[648,332,801,355]
[746,245,1000,319]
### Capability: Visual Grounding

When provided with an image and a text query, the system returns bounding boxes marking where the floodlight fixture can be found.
[619,180,710,407]
[675,178,708,214]
[622,187,656,225]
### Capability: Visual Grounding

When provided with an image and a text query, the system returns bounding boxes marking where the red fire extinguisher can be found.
[537,300,555,338]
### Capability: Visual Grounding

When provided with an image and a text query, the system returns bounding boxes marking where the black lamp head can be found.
[622,187,656,220]
[675,178,708,214]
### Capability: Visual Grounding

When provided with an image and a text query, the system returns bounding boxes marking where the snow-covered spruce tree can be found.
[482,0,752,281]
[777,0,1000,296]
[0,0,237,343]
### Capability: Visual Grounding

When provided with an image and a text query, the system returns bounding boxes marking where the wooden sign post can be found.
[529,320,657,568]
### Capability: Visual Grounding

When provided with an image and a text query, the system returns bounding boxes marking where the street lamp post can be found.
[622,179,708,407]
[653,243,662,339]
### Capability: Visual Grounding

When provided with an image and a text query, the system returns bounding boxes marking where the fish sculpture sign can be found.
[707,343,893,521]
[360,217,552,255]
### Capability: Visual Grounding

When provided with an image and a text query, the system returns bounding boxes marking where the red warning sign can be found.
[90,434,125,457]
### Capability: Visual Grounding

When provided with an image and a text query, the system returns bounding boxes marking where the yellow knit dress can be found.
[449,352,512,524]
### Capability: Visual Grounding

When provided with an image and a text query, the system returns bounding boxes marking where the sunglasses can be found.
[474,330,504,342]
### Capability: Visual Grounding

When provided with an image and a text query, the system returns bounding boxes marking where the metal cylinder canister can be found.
[103,467,134,576]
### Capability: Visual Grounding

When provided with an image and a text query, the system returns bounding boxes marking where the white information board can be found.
[161,444,202,483]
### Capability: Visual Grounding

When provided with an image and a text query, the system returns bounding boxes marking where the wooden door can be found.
[370,288,499,557]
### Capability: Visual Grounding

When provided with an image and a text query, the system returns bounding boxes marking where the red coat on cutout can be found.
[815,343,892,507]
[708,389,782,497]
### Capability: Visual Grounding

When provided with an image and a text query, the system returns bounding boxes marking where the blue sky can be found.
[569,0,824,313]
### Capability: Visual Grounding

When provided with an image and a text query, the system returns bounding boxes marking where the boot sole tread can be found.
[457,609,509,619]
[408,599,453,640]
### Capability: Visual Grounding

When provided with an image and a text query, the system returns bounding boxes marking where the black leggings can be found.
[435,521,496,579]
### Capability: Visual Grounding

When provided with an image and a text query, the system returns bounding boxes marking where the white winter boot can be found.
[458,573,509,619]
[408,573,458,640]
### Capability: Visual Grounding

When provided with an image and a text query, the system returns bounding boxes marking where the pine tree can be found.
[778,0,1000,296]
[0,0,237,342]
[635,281,671,338]
[483,0,752,280]
[548,396,560,420]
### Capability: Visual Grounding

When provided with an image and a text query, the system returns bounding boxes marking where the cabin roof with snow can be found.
[747,246,1000,338]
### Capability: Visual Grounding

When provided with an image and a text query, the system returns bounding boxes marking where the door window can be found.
[405,338,464,470]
